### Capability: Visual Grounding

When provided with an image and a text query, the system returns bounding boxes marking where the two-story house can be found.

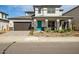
[0,12,9,31]
[9,5,73,31]
[33,5,73,31]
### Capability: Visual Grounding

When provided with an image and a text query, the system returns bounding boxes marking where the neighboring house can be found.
[9,5,73,31]
[0,12,9,31]
[63,6,79,31]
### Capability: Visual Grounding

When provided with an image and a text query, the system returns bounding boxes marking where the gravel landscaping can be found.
[29,31,79,37]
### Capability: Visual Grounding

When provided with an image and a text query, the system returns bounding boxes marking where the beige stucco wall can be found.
[0,13,2,18]
[9,20,14,27]
[0,22,2,30]
[0,21,9,31]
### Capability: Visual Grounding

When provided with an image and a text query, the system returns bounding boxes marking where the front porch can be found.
[33,16,73,31]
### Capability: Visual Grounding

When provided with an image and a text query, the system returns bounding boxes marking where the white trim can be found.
[9,20,32,22]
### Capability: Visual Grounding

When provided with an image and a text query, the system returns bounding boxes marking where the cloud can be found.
[21,5,33,11]
[9,5,33,11]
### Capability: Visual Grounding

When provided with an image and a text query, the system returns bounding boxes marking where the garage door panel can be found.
[14,22,31,31]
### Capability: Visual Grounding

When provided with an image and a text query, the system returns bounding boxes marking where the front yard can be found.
[29,30,79,37]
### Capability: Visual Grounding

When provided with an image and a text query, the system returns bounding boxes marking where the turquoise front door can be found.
[37,20,42,31]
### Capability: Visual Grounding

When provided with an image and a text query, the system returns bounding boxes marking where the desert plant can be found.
[45,28,51,32]
[64,29,68,32]
[67,28,72,32]
[59,29,65,33]
[53,30,58,32]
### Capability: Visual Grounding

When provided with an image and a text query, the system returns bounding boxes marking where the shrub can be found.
[53,30,58,32]
[58,29,65,33]
[64,29,68,32]
[67,28,72,32]
[58,28,72,33]
[45,28,51,32]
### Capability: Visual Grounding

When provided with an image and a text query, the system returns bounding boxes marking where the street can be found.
[0,42,79,54]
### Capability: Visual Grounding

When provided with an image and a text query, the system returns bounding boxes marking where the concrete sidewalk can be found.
[0,36,79,43]
[24,36,79,42]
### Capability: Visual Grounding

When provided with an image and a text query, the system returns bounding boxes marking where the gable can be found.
[63,6,79,16]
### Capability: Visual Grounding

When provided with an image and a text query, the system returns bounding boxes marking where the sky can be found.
[0,5,77,18]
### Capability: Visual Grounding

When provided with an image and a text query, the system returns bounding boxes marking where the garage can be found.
[14,22,32,31]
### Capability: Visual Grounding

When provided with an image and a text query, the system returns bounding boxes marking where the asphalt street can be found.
[0,42,79,54]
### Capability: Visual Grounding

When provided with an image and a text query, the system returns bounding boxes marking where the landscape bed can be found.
[29,31,79,37]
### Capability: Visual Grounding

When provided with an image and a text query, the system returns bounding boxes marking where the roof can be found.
[8,16,33,20]
[0,18,9,22]
[33,5,62,8]
[34,16,73,18]
[0,12,8,15]
[63,6,79,15]
[34,16,73,20]
[59,9,63,11]
[25,11,34,13]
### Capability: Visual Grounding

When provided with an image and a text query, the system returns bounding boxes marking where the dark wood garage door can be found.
[14,22,31,31]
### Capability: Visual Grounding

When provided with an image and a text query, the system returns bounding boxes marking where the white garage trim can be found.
[10,20,32,22]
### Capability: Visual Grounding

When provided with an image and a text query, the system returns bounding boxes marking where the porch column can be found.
[34,19,37,30]
[45,19,48,28]
[55,21,57,30]
[60,21,64,30]
[56,19,60,30]
[68,19,72,30]
[65,21,68,30]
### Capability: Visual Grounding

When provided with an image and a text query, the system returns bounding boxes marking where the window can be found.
[47,8,55,13]
[38,8,41,14]
[2,14,6,19]
[5,15,7,18]
[2,14,4,18]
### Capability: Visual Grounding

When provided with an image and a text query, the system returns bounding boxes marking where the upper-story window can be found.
[38,8,41,14]
[2,14,6,19]
[47,8,55,13]
[2,14,4,19]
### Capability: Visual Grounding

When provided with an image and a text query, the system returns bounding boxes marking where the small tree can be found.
[29,28,34,35]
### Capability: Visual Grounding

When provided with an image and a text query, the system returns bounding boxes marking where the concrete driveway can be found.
[0,31,29,36]
[0,31,30,43]
[0,31,79,54]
